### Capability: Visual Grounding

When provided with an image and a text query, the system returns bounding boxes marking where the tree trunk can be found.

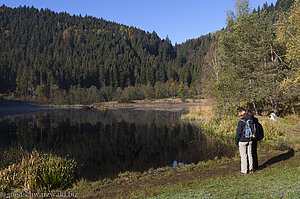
[269,96,278,114]
[292,105,296,115]
[40,70,43,85]
[252,100,258,115]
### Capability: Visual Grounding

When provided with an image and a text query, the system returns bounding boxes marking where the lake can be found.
[0,108,235,180]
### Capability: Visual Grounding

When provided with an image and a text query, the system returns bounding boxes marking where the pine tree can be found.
[217,0,287,113]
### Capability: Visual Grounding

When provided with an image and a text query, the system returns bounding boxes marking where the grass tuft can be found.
[0,148,78,192]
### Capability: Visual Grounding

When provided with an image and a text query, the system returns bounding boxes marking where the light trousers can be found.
[239,141,253,173]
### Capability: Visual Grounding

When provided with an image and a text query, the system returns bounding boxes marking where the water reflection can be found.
[0,109,235,180]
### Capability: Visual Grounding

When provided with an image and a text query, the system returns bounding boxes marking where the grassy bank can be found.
[148,151,300,199]
[181,107,300,151]
[68,150,299,198]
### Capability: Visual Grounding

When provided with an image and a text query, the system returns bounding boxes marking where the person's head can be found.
[247,109,254,116]
[237,108,247,118]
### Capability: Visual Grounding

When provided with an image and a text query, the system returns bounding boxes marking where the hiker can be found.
[248,110,258,170]
[247,109,264,170]
[235,108,254,174]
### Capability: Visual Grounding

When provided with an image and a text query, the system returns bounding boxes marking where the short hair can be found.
[247,109,254,115]
[238,108,247,117]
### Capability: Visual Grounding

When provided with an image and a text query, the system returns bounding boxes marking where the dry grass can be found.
[258,115,300,151]
[181,106,300,151]
[0,149,78,192]
[180,99,215,121]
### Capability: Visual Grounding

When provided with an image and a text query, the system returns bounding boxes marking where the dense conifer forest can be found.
[0,0,299,113]
[0,4,213,103]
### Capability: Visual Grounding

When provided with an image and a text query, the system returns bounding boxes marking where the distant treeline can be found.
[50,81,195,105]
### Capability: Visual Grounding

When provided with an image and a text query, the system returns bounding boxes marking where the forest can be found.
[0,0,299,114]
[0,4,213,103]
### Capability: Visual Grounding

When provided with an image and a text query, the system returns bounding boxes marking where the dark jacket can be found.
[235,115,258,145]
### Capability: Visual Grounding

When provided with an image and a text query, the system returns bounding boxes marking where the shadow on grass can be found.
[259,149,295,170]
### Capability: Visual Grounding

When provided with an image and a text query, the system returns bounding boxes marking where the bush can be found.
[0,149,78,192]
[117,97,134,103]
[121,86,145,100]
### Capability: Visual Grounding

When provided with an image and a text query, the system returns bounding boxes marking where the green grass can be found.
[147,160,300,199]
[68,150,300,199]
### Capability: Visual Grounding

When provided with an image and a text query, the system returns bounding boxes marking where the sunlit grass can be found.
[148,159,300,199]
[68,149,299,198]
[181,107,300,151]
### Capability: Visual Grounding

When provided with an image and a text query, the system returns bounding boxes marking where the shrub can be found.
[117,97,134,103]
[0,149,78,192]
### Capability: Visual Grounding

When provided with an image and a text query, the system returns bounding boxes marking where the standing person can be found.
[247,109,264,171]
[235,108,253,174]
[248,110,258,170]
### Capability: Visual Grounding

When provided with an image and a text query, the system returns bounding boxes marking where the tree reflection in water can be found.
[0,109,235,180]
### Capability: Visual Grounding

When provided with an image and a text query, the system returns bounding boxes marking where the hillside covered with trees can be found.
[0,5,212,103]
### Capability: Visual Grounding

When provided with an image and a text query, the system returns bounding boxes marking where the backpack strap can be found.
[240,119,248,125]
[238,119,247,135]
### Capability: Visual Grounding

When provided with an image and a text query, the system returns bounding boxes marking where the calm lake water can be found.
[0,108,235,180]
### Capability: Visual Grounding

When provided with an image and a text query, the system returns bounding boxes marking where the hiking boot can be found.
[239,172,247,175]
[249,170,255,174]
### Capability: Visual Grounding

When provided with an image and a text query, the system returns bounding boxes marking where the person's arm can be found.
[235,120,243,145]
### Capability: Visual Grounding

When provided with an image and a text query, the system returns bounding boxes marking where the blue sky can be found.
[2,0,277,44]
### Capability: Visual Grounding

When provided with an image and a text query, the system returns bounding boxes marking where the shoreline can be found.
[56,98,213,111]
[0,98,53,118]
[0,98,213,117]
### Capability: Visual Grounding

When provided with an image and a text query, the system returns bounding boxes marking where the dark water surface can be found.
[0,109,235,180]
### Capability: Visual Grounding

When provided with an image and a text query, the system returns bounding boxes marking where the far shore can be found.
[51,98,213,112]
[0,97,213,118]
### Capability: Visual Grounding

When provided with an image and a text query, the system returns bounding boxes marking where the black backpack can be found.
[255,122,264,141]
[241,118,264,141]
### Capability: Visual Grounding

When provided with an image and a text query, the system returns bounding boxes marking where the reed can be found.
[0,148,78,192]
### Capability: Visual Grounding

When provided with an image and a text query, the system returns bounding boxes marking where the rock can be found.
[270,113,279,121]
[172,161,178,168]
